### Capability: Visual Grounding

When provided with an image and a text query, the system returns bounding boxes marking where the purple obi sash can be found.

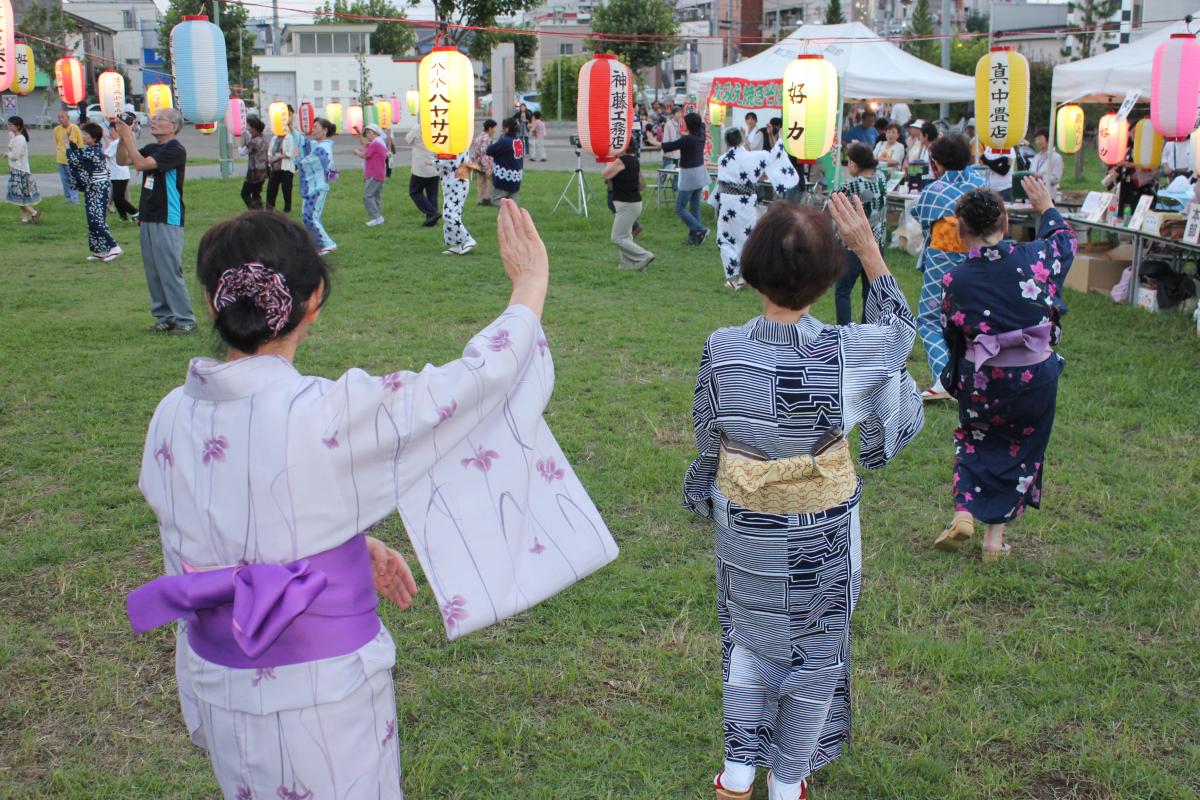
[127,534,380,669]
[966,322,1054,371]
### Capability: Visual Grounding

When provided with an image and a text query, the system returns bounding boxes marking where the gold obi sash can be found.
[715,436,858,515]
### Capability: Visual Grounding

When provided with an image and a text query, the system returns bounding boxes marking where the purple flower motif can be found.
[985,248,1003,261]
[950,310,966,327]
[1019,278,1041,299]
[382,719,397,747]
[275,786,313,800]
[978,321,991,333]
[967,245,983,259]
[972,371,989,391]
[536,456,564,483]
[461,446,500,472]
[1022,426,1036,436]
[536,337,549,356]
[529,536,546,555]
[381,372,404,392]
[441,595,469,631]
[1051,258,1062,275]
[154,440,174,468]
[436,400,458,426]
[321,431,339,449]
[237,786,253,800]
[965,442,976,454]
[963,491,974,502]
[1009,443,1021,457]
[487,329,512,352]
[251,667,276,687]
[202,435,228,465]
[1048,283,1057,297]
[189,364,208,385]
[1031,261,1051,282]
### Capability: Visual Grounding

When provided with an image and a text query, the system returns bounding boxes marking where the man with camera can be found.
[113,108,197,335]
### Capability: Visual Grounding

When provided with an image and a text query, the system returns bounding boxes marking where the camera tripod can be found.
[554,148,590,217]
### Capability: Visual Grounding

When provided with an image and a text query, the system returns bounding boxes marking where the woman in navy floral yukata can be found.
[934,175,1076,561]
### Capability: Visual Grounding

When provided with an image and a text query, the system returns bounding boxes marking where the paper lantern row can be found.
[975,46,1030,150]
[1055,104,1085,155]
[782,55,839,162]
[1097,113,1129,167]
[576,54,634,163]
[419,47,474,158]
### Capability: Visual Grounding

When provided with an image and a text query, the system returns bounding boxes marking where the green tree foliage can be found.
[536,53,588,120]
[16,4,78,93]
[470,27,539,91]
[158,0,259,94]
[965,11,989,33]
[905,0,939,64]
[824,0,846,25]
[432,0,541,48]
[314,0,416,56]
[588,0,679,77]
[1062,0,1120,60]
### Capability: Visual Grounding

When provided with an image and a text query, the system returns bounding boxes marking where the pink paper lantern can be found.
[389,94,400,124]
[225,96,247,137]
[1151,33,1200,141]
[1097,112,1130,167]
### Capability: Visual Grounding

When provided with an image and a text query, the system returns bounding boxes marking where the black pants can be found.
[408,174,439,220]
[266,170,294,213]
[110,179,138,220]
[241,178,265,209]
[835,246,871,325]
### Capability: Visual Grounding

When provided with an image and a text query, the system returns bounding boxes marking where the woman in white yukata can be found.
[685,196,925,800]
[714,128,800,291]
[436,151,476,255]
[127,202,617,799]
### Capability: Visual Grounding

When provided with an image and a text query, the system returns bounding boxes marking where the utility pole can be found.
[774,0,780,43]
[273,0,281,55]
[556,56,562,121]
[939,0,950,121]
[214,0,233,178]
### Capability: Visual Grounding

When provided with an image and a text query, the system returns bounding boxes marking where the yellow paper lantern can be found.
[269,100,289,137]
[1132,117,1164,169]
[975,46,1029,149]
[146,83,173,118]
[1097,112,1129,167]
[781,55,838,163]
[325,101,343,130]
[375,99,392,129]
[346,103,363,135]
[708,100,726,126]
[419,47,474,158]
[1055,103,1085,155]
[12,40,34,96]
[406,88,419,116]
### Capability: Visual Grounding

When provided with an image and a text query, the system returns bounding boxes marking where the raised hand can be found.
[828,192,876,256]
[366,536,419,609]
[1021,174,1053,215]
[496,198,549,318]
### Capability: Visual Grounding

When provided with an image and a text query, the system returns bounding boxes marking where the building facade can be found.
[63,0,161,98]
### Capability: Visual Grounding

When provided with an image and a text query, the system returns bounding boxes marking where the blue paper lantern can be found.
[171,15,229,124]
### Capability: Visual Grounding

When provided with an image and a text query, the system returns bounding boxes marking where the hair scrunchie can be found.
[212,262,294,336]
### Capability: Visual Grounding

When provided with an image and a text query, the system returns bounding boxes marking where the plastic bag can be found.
[1110,266,1133,303]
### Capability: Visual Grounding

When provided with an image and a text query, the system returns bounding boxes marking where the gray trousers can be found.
[611,200,652,269]
[364,177,384,219]
[140,222,195,326]
[491,186,519,204]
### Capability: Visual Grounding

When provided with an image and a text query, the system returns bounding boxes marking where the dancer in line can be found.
[686,195,923,800]
[660,111,709,246]
[297,117,337,255]
[67,122,121,261]
[4,116,41,224]
[935,176,1076,560]
[266,104,300,214]
[469,119,497,205]
[436,150,476,255]
[601,140,654,270]
[354,123,389,227]
[239,117,268,209]
[487,117,524,205]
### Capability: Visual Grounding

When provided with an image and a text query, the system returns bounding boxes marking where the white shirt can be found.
[6,132,30,173]
[743,125,765,151]
[1161,139,1193,174]
[405,124,436,178]
[873,140,905,168]
[1031,148,1063,192]
[982,147,1013,194]
[105,137,130,180]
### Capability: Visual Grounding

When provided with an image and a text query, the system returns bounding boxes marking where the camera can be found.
[569,134,581,148]
[118,111,137,125]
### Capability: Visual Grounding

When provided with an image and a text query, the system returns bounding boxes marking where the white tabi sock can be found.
[717,761,756,793]
[767,771,806,800]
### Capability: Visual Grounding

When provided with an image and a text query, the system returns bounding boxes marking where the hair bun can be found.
[956,188,1004,237]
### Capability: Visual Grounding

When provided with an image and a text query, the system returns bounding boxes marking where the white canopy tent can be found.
[1051,15,1200,104]
[687,21,975,106]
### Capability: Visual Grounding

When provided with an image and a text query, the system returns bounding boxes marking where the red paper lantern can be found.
[54,56,85,106]
[298,101,316,135]
[575,53,634,163]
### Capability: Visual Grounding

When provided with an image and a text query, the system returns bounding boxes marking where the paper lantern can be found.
[54,56,85,106]
[975,46,1029,149]
[1151,33,1200,141]
[389,95,400,124]
[782,55,839,163]
[225,97,247,137]
[196,122,216,135]
[708,100,726,126]
[1097,112,1130,167]
[346,103,363,134]
[12,40,35,96]
[171,15,229,124]
[363,102,378,128]
[375,99,392,129]
[325,102,342,129]
[406,88,418,115]
[576,53,634,163]
[1132,117,1164,169]
[419,47,474,158]
[146,83,173,118]
[269,101,289,137]
[97,70,126,119]
[1055,104,1085,155]
[0,0,13,93]
[298,101,316,135]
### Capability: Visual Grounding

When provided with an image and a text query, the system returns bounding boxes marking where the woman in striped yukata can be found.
[685,195,925,800]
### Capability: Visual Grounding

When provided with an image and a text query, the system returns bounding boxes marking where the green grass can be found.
[1,169,1198,800]
[26,154,220,174]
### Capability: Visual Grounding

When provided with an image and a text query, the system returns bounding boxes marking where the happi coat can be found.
[684,276,924,784]
[714,140,800,281]
[138,304,617,799]
[940,208,1077,524]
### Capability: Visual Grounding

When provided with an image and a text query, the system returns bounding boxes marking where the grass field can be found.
[1,167,1198,800]
[25,154,221,176]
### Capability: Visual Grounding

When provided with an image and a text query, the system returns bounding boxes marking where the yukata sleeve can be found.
[759,140,800,193]
[939,270,969,395]
[683,338,718,518]
[841,275,925,469]
[913,183,948,228]
[1037,208,1078,292]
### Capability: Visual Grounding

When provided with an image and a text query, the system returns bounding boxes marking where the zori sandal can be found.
[714,772,752,800]
[934,511,975,552]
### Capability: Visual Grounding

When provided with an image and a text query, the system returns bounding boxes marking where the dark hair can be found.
[7,116,28,140]
[745,111,758,123]
[741,202,844,310]
[845,142,877,171]
[921,122,939,142]
[197,211,333,354]
[483,118,497,131]
[502,117,519,135]
[80,122,104,143]
[683,111,704,135]
[247,116,265,134]
[874,117,889,131]
[770,117,783,127]
[1034,128,1049,141]
[724,128,743,149]
[316,117,336,137]
[955,187,1006,238]
[861,110,876,122]
[929,133,970,171]
[532,110,542,119]
[885,122,901,134]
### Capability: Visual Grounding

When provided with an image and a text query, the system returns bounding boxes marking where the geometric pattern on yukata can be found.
[715,140,800,280]
[683,276,925,784]
[84,181,116,253]
[436,153,474,249]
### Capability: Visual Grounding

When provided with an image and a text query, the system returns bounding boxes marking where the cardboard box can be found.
[1107,241,1137,260]
[1065,253,1129,295]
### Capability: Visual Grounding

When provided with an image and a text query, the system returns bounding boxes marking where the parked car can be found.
[517,92,541,114]
[82,104,149,125]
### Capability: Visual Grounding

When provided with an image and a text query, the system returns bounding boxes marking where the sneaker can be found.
[169,323,198,336]
[318,245,337,256]
[366,217,384,227]
[146,320,173,333]
[696,227,710,245]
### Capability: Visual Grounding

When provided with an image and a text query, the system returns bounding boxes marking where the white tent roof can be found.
[1052,16,1200,103]
[687,22,975,105]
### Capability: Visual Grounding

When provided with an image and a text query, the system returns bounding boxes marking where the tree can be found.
[314,0,416,57]
[965,11,989,33]
[470,27,538,91]
[824,0,846,25]
[536,53,588,120]
[1061,0,1120,60]
[356,52,373,105]
[905,0,939,65]
[432,0,541,48]
[588,0,679,81]
[158,0,259,95]
[16,4,79,113]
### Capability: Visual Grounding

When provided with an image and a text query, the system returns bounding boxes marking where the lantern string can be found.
[15,30,132,70]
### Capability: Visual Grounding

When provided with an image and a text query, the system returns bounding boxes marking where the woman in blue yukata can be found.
[933,175,1076,561]
[685,195,925,800]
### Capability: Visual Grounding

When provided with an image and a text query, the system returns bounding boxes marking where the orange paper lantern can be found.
[55,56,86,106]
